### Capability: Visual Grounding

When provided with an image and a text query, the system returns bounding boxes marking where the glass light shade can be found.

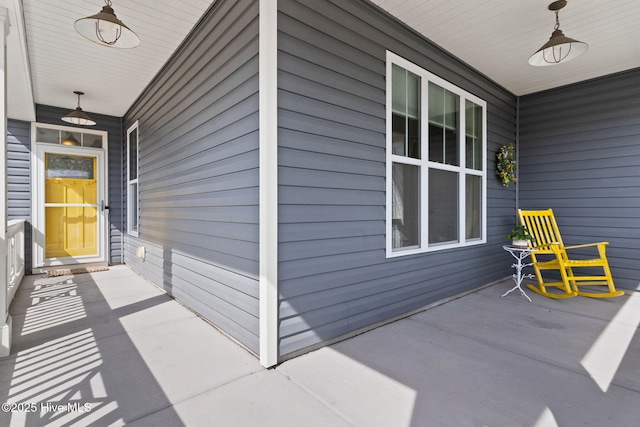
[62,107,97,126]
[62,134,80,146]
[528,29,588,66]
[74,4,140,49]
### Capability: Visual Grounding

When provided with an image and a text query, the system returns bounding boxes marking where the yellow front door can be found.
[45,153,98,258]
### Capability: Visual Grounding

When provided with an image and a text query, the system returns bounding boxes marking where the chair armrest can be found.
[532,242,561,253]
[564,242,609,250]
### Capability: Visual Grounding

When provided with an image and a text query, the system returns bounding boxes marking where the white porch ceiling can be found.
[8,0,213,121]
[371,0,640,96]
[5,0,640,121]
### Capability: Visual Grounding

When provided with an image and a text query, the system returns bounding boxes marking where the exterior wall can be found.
[34,104,124,265]
[7,119,32,272]
[518,68,640,290]
[276,0,518,356]
[123,0,261,353]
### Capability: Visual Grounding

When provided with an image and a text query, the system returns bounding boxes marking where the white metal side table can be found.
[502,245,536,302]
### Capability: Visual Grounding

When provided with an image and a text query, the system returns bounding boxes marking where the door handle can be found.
[101,201,110,212]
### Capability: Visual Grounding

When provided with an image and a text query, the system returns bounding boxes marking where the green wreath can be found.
[496,144,517,186]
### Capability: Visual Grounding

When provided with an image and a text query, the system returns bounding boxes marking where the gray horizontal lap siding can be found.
[277,0,517,355]
[518,69,640,290]
[123,0,260,353]
[34,105,124,265]
[7,119,32,272]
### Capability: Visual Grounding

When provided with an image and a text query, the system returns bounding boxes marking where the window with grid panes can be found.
[386,52,486,256]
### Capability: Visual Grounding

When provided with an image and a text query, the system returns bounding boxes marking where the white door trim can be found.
[31,123,109,269]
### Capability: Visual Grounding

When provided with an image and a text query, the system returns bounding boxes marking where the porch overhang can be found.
[1,0,35,122]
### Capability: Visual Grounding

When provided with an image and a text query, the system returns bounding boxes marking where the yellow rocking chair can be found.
[517,209,624,299]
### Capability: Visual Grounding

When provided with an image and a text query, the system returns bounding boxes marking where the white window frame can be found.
[386,51,487,258]
[127,121,140,236]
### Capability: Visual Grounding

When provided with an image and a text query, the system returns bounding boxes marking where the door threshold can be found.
[33,262,109,277]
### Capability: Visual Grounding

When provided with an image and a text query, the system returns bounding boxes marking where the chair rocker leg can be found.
[527,282,577,299]
[577,290,625,298]
[574,281,625,298]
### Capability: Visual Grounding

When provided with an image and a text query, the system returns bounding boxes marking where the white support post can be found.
[259,0,278,367]
[0,6,11,357]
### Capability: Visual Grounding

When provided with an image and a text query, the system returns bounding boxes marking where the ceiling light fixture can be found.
[74,0,140,49]
[62,91,96,126]
[528,0,588,66]
[62,133,80,146]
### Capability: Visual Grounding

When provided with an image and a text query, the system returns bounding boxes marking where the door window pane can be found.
[45,175,97,204]
[45,206,98,258]
[429,169,458,244]
[392,163,420,249]
[46,154,95,179]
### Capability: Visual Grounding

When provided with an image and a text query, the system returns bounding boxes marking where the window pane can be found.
[466,175,482,239]
[428,83,459,165]
[128,127,138,180]
[445,128,458,165]
[429,169,458,244]
[428,122,443,163]
[465,100,483,170]
[36,126,104,148]
[83,133,103,148]
[445,90,458,128]
[428,83,444,125]
[392,64,407,115]
[392,113,406,155]
[392,65,420,158]
[129,182,138,232]
[37,127,60,144]
[61,132,82,147]
[392,163,420,249]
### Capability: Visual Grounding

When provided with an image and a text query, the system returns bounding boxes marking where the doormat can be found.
[45,266,109,278]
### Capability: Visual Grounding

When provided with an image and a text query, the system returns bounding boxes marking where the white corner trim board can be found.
[258,0,279,368]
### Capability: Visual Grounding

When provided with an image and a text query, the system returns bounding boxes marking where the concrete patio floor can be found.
[1,265,639,426]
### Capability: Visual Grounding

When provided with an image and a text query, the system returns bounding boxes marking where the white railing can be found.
[7,219,25,306]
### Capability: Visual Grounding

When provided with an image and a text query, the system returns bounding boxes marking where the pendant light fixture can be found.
[528,0,588,66]
[74,0,140,49]
[62,133,80,146]
[62,91,96,126]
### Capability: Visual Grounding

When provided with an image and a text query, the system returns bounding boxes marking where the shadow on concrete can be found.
[0,268,185,426]
[278,280,640,426]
